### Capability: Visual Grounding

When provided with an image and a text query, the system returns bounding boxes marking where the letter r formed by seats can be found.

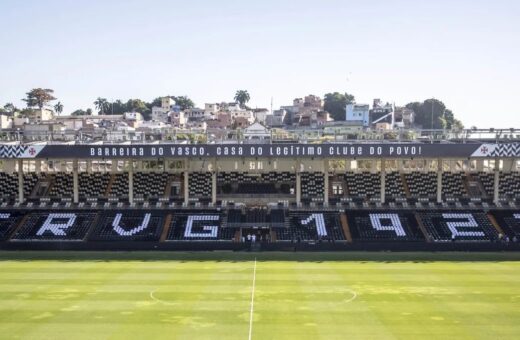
[36,213,77,236]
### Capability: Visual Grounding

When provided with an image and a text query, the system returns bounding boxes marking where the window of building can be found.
[332,184,344,196]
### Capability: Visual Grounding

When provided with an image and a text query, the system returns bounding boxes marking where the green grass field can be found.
[1,251,520,340]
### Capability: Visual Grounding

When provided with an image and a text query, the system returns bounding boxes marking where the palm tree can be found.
[234,90,250,108]
[54,102,63,115]
[94,97,108,114]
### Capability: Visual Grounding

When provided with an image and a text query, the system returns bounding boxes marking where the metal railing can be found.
[1,127,520,144]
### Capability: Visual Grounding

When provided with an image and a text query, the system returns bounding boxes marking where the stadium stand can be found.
[477,172,495,197]
[417,211,499,242]
[11,211,97,241]
[189,172,212,197]
[499,172,520,198]
[0,172,42,203]
[226,207,286,228]
[79,172,110,199]
[442,172,467,198]
[217,172,295,195]
[274,211,344,241]
[347,211,424,241]
[1,139,519,251]
[47,173,74,198]
[490,210,520,239]
[166,211,236,240]
[405,172,437,198]
[24,173,44,198]
[135,172,169,198]
[385,172,406,198]
[109,173,129,200]
[0,211,24,240]
[301,172,324,201]
[0,172,18,200]
[89,211,166,241]
[345,172,380,199]
[270,209,287,227]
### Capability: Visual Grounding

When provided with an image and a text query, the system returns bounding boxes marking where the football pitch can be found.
[1,252,520,340]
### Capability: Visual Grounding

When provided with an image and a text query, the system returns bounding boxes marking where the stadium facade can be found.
[0,140,519,251]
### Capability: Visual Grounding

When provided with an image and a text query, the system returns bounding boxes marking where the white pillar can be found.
[323,164,329,206]
[380,159,386,203]
[296,161,301,206]
[73,159,79,204]
[437,158,442,203]
[183,159,191,206]
[17,159,24,204]
[211,171,217,205]
[493,158,500,204]
[128,163,134,204]
[184,171,189,206]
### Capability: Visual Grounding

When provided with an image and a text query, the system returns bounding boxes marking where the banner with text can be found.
[0,143,518,159]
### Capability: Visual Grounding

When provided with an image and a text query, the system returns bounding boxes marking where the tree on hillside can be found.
[23,88,57,110]
[126,99,148,112]
[405,98,463,130]
[110,100,125,115]
[149,97,163,109]
[126,99,152,120]
[324,92,356,121]
[54,102,63,115]
[173,96,195,111]
[71,109,88,116]
[234,90,250,108]
[94,97,110,114]
[3,103,18,114]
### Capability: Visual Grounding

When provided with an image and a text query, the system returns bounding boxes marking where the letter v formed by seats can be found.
[112,213,151,236]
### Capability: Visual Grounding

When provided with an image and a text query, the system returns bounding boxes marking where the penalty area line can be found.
[248,257,257,340]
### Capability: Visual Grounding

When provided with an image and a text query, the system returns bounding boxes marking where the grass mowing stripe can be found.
[0,252,519,339]
[248,258,257,340]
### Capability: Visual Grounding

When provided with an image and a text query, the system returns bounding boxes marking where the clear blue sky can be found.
[1,0,519,127]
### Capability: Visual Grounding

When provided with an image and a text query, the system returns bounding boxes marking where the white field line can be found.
[344,289,357,303]
[248,258,257,340]
[149,289,178,306]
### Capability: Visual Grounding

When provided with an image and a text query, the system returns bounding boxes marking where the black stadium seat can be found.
[89,211,166,241]
[499,172,520,198]
[274,211,344,241]
[166,211,236,241]
[79,173,110,199]
[11,211,97,241]
[417,211,499,242]
[48,173,74,198]
[189,172,212,198]
[109,173,129,199]
[345,172,380,199]
[0,211,25,240]
[217,172,296,196]
[489,210,520,239]
[347,211,424,241]
[405,172,437,198]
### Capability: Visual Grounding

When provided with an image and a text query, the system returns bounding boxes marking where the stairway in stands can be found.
[340,212,352,242]
[465,173,486,198]
[401,173,411,198]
